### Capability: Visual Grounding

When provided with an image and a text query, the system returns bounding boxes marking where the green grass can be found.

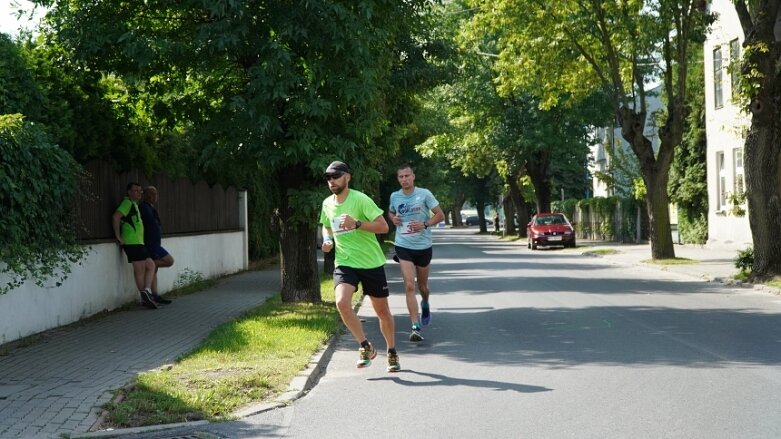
[764,278,781,289]
[588,249,619,256]
[102,276,344,428]
[640,257,696,265]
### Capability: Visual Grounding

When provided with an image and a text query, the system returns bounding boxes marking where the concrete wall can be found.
[0,191,250,345]
[704,0,752,250]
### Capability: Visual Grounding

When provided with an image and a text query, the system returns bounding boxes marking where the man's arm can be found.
[321,226,334,253]
[361,214,389,234]
[427,206,446,227]
[112,211,124,245]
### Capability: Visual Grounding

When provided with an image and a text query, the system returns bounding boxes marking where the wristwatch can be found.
[424,221,429,229]
[355,220,362,230]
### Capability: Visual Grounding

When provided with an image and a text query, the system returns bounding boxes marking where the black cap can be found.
[324,161,350,175]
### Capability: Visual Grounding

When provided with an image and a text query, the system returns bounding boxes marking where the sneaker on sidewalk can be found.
[421,301,431,325]
[387,351,401,372]
[409,326,423,342]
[151,293,172,305]
[139,290,158,309]
[357,343,377,368]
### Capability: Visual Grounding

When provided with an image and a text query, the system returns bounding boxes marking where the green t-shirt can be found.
[116,197,145,245]
[320,189,386,269]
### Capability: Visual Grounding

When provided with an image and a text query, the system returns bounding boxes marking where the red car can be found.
[527,213,576,250]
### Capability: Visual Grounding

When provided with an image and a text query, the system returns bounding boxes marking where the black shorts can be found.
[394,246,433,268]
[333,266,390,298]
[123,244,150,263]
[147,245,170,260]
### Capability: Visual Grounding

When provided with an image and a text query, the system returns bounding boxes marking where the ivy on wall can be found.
[0,114,87,294]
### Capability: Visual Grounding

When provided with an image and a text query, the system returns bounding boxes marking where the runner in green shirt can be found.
[320,161,400,372]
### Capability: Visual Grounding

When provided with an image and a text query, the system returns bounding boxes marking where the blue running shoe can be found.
[421,301,431,325]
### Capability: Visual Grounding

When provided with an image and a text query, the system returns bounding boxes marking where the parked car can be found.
[465,215,493,226]
[527,213,576,250]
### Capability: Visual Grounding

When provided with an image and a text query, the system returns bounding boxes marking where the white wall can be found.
[704,0,752,250]
[0,190,250,345]
[0,231,248,345]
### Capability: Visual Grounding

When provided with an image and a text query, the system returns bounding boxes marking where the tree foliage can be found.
[0,114,87,294]
[40,0,439,301]
[668,44,707,245]
[467,0,712,259]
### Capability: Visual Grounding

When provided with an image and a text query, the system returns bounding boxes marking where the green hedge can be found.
[0,114,87,294]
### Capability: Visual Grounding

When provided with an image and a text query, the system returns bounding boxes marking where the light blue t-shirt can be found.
[389,187,439,250]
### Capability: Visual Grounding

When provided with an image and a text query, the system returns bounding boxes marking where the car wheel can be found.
[527,239,531,249]
[531,240,537,250]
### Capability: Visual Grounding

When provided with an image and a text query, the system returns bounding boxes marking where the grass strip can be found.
[102,276,343,428]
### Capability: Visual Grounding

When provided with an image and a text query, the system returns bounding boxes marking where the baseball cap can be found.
[324,161,351,176]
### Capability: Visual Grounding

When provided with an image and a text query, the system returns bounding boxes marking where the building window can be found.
[717,151,726,210]
[733,147,744,196]
[730,39,740,100]
[714,46,723,109]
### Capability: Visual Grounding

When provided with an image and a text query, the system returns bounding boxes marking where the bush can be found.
[734,247,753,273]
[0,114,87,294]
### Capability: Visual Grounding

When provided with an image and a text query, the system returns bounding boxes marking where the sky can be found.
[0,0,44,36]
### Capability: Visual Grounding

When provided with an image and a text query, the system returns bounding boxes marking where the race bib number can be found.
[400,221,421,235]
[331,216,354,236]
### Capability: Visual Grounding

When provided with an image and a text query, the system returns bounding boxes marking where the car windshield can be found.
[536,215,566,226]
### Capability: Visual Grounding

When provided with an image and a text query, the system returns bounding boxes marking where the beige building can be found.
[704,0,752,250]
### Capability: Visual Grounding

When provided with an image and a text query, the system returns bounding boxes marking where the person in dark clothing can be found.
[139,186,174,304]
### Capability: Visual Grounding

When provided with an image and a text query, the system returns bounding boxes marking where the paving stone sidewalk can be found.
[0,268,280,439]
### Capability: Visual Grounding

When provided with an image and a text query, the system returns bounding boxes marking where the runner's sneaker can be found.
[410,325,423,342]
[421,301,431,325]
[387,351,401,372]
[139,290,158,309]
[151,293,172,305]
[357,343,377,368]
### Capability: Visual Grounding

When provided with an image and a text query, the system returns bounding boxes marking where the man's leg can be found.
[155,254,174,268]
[334,283,366,343]
[399,260,420,325]
[369,296,395,350]
[131,260,147,291]
[143,258,155,291]
[417,264,432,325]
[151,254,175,303]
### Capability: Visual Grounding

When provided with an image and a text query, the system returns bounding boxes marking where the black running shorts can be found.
[333,266,390,298]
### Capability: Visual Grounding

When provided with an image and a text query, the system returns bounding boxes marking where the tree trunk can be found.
[526,150,551,213]
[476,199,488,232]
[452,194,465,226]
[503,197,516,235]
[506,171,528,236]
[619,104,678,259]
[323,248,335,275]
[736,1,781,279]
[278,164,321,302]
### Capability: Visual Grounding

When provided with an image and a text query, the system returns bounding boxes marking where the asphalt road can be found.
[121,228,781,439]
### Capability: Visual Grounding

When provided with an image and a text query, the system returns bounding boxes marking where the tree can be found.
[469,0,713,259]
[733,1,781,279]
[42,0,437,301]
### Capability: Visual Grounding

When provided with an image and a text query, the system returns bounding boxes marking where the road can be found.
[121,228,781,438]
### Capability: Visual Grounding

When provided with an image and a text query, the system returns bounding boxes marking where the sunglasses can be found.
[324,172,344,181]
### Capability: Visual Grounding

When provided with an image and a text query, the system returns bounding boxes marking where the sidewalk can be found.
[0,240,770,439]
[578,240,742,283]
[0,267,282,439]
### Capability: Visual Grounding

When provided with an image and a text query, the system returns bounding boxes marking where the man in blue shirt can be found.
[388,164,445,342]
[139,186,174,305]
